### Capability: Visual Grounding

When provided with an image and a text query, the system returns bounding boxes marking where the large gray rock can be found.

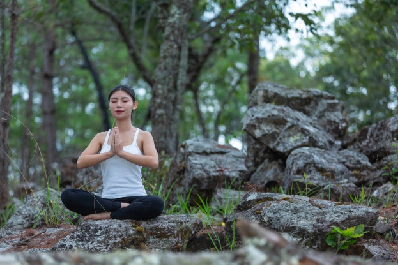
[343,115,398,163]
[242,104,338,157]
[3,188,75,230]
[74,164,103,191]
[0,220,392,265]
[282,147,374,200]
[52,214,202,252]
[248,157,284,190]
[163,138,248,206]
[226,193,379,251]
[249,82,349,139]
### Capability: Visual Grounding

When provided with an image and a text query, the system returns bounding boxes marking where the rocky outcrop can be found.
[248,82,349,140]
[2,189,75,230]
[0,220,392,265]
[343,116,398,163]
[162,138,248,206]
[282,147,375,200]
[226,193,379,251]
[53,215,202,252]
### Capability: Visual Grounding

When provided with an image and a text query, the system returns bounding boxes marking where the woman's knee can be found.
[61,189,73,205]
[148,196,164,215]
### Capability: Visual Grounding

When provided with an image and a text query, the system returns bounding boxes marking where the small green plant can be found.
[196,194,213,226]
[326,224,367,252]
[292,173,319,197]
[34,174,78,227]
[349,186,367,204]
[0,203,16,228]
[207,219,236,252]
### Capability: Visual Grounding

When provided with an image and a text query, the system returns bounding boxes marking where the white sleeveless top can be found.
[99,128,147,198]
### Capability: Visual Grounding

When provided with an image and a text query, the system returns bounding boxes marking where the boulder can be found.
[73,164,103,192]
[248,82,348,140]
[226,192,379,251]
[52,214,202,252]
[242,104,338,157]
[0,220,392,265]
[282,147,374,199]
[343,115,398,163]
[162,138,248,206]
[3,188,76,230]
[248,157,284,190]
[59,155,79,187]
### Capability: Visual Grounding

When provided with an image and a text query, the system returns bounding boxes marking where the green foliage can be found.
[207,219,236,252]
[0,203,16,229]
[304,0,398,131]
[34,175,78,228]
[326,224,367,252]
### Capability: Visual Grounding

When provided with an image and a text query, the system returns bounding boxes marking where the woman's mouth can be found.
[116,110,124,113]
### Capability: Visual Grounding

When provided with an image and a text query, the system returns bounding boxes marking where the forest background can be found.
[0,0,397,207]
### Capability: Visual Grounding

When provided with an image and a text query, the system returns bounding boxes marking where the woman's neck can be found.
[115,120,134,132]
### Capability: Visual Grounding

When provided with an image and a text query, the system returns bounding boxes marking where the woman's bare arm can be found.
[76,132,114,169]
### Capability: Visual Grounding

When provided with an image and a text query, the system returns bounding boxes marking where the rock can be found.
[52,214,202,252]
[73,164,103,192]
[248,82,348,140]
[163,138,248,206]
[247,157,284,190]
[363,239,397,262]
[59,155,79,187]
[343,115,398,163]
[374,222,393,234]
[242,104,337,157]
[372,154,398,185]
[282,147,374,199]
[0,220,391,265]
[226,193,379,251]
[2,188,75,230]
[13,182,37,199]
[210,188,247,214]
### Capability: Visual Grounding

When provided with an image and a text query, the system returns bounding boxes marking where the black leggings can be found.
[61,189,164,220]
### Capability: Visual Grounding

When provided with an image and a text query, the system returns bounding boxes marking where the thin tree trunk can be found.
[20,44,37,183]
[0,0,5,93]
[192,87,209,138]
[247,32,259,95]
[151,0,194,154]
[0,0,18,208]
[42,28,57,184]
[71,28,110,131]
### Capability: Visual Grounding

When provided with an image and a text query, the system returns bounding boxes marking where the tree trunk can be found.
[42,28,57,184]
[71,28,110,131]
[151,0,194,154]
[0,0,18,208]
[247,33,260,95]
[20,44,37,183]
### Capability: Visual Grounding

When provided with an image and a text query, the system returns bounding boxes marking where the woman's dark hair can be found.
[108,85,136,101]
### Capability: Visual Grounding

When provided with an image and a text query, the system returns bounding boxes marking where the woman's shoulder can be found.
[93,130,110,143]
[137,129,153,138]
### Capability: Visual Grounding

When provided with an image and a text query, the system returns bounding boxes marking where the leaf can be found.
[326,234,337,247]
[341,226,355,237]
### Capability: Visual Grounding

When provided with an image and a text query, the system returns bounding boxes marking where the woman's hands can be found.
[109,127,124,156]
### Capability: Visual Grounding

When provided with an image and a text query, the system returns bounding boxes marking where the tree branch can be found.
[87,0,154,87]
[188,0,257,40]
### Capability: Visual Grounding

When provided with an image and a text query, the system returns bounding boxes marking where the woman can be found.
[61,85,164,221]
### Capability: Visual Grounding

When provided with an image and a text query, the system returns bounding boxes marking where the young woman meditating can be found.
[61,85,164,221]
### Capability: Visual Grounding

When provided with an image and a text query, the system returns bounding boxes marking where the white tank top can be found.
[99,128,147,198]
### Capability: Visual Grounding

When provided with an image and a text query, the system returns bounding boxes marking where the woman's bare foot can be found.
[121,203,129,208]
[84,212,111,221]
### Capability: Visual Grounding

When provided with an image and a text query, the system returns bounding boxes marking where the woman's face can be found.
[109,90,137,119]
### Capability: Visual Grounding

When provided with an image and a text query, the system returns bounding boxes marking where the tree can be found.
[86,0,317,154]
[308,0,398,131]
[0,0,18,207]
